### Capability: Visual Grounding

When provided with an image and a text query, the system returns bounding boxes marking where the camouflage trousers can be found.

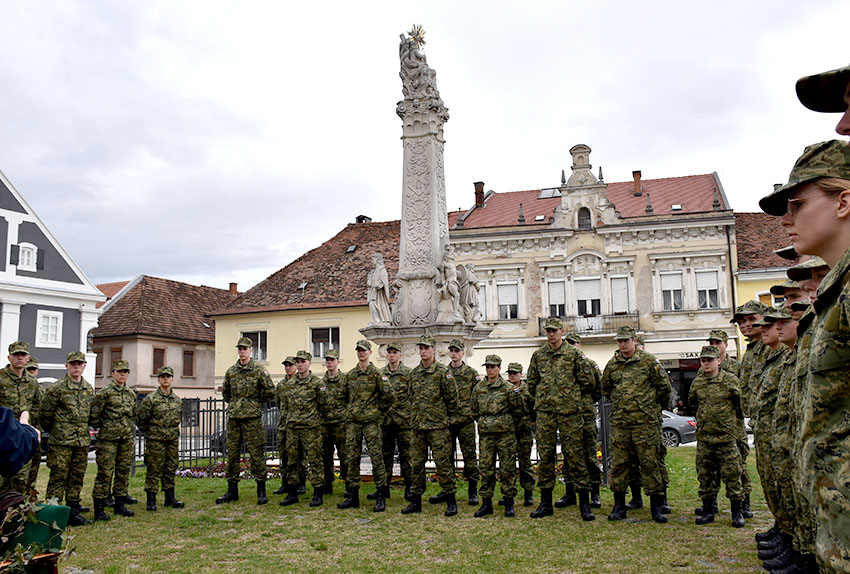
[802,437,850,573]
[322,422,348,488]
[277,427,307,485]
[345,421,387,489]
[449,420,480,482]
[609,423,664,494]
[479,431,517,499]
[536,411,588,490]
[226,417,266,482]
[380,421,411,483]
[26,454,40,492]
[772,434,805,547]
[410,428,456,496]
[286,426,323,488]
[582,413,602,486]
[93,437,134,498]
[144,438,178,493]
[696,438,743,501]
[699,428,751,497]
[754,425,792,534]
[515,420,536,491]
[1,458,35,495]
[46,444,88,504]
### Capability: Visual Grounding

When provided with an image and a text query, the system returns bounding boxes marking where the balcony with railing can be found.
[538,313,640,337]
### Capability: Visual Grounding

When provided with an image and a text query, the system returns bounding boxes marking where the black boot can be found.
[367,487,379,500]
[741,493,753,518]
[401,493,421,514]
[444,493,458,517]
[578,489,595,521]
[93,498,111,522]
[497,496,506,506]
[504,496,515,517]
[113,496,134,517]
[763,546,798,571]
[281,485,300,506]
[554,483,576,508]
[730,499,745,528]
[309,489,324,507]
[608,491,628,521]
[338,486,359,509]
[68,502,91,526]
[77,503,90,513]
[523,489,534,507]
[297,480,307,495]
[216,481,239,504]
[626,484,643,510]
[146,491,157,512]
[403,478,412,502]
[373,486,386,512]
[660,489,671,514]
[467,480,479,505]
[257,480,268,505]
[590,483,601,509]
[273,480,287,495]
[650,493,668,523]
[755,521,780,542]
[758,533,786,551]
[759,534,792,560]
[323,482,334,495]
[474,497,494,518]
[428,490,448,504]
[695,497,716,524]
[694,497,718,516]
[530,488,553,518]
[122,494,138,504]
[104,494,115,508]
[164,489,184,508]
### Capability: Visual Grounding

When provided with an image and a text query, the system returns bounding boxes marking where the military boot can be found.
[755,521,780,542]
[164,489,184,508]
[497,496,506,506]
[758,533,785,551]
[273,480,288,495]
[503,496,515,517]
[338,486,359,509]
[660,488,671,514]
[626,484,643,510]
[474,497,494,518]
[554,483,576,508]
[759,534,792,560]
[297,479,307,495]
[444,493,458,517]
[694,497,719,516]
[467,480,479,505]
[607,491,628,521]
[763,546,798,571]
[216,481,239,504]
[401,494,421,514]
[730,499,745,528]
[68,502,91,526]
[113,496,134,517]
[146,491,157,512]
[309,489,324,508]
[530,488,554,518]
[649,493,668,523]
[523,489,534,507]
[124,494,138,504]
[578,489,595,521]
[281,485,300,507]
[104,494,115,508]
[373,486,386,513]
[695,497,716,524]
[428,490,449,504]
[257,480,268,505]
[93,498,111,522]
[590,483,601,509]
[403,478,413,502]
[741,493,753,518]
[367,487,379,500]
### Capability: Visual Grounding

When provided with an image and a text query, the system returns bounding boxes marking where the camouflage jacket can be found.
[409,361,458,431]
[581,354,603,420]
[281,373,324,429]
[0,365,43,426]
[719,355,741,378]
[773,350,797,444]
[750,345,791,433]
[342,362,392,423]
[790,310,816,466]
[471,376,523,434]
[40,375,94,447]
[320,372,347,425]
[90,380,137,440]
[446,362,478,425]
[222,359,275,419]
[511,380,534,430]
[136,388,182,441]
[381,363,412,429]
[602,349,672,427]
[527,342,595,416]
[739,339,766,415]
[688,370,742,442]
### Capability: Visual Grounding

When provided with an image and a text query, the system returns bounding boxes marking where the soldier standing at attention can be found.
[136,366,184,511]
[527,318,596,521]
[688,346,745,528]
[0,342,43,496]
[442,339,480,506]
[272,356,297,496]
[320,349,347,496]
[90,359,137,521]
[471,355,522,518]
[603,326,672,523]
[732,300,768,416]
[378,341,413,502]
[505,363,535,507]
[216,337,276,506]
[401,335,459,517]
[40,351,94,526]
[339,340,391,512]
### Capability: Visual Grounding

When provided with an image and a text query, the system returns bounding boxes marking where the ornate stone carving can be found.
[367,253,392,325]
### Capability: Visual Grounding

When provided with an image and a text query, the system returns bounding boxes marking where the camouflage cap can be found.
[354,339,371,351]
[281,356,296,365]
[615,326,636,340]
[770,279,802,296]
[386,341,403,352]
[774,244,799,261]
[157,366,174,377]
[759,140,850,216]
[787,256,829,281]
[789,299,812,312]
[111,359,130,371]
[417,335,436,348]
[482,354,502,366]
[796,62,850,113]
[8,341,29,354]
[447,338,464,351]
[707,329,729,342]
[731,300,769,322]
[543,317,564,330]
[699,345,721,359]
[564,332,581,344]
[635,334,645,346]
[759,307,793,325]
[323,349,340,360]
[26,357,38,368]
[506,362,523,373]
[236,336,253,348]
[295,350,313,361]
[66,351,86,363]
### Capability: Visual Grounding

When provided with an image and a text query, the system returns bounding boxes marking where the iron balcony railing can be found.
[538,313,640,336]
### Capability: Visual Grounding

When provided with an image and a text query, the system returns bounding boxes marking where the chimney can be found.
[474,181,485,207]
[355,215,372,224]
[632,171,642,196]
[229,282,238,295]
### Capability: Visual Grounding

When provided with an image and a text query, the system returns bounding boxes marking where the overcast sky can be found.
[1,1,848,292]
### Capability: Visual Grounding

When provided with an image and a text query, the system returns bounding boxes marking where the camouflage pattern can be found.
[281,373,325,487]
[739,340,766,416]
[90,377,137,498]
[719,354,741,378]
[286,427,323,488]
[275,375,306,483]
[222,359,275,419]
[580,354,603,487]
[0,365,43,492]
[791,310,818,556]
[511,380,536,491]
[717,355,751,496]
[409,428,456,496]
[45,444,88,504]
[381,363,413,484]
[478,432,517,499]
[93,437,134,498]
[344,420,387,489]
[226,418,267,480]
[447,362,480,482]
[320,371,348,486]
[342,362,391,489]
[772,350,803,546]
[136,387,183,492]
[143,438,179,493]
[800,245,850,571]
[787,255,829,282]
[608,423,664,494]
[695,440,744,501]
[472,374,521,499]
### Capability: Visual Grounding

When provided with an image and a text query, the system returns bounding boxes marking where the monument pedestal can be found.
[360,323,492,368]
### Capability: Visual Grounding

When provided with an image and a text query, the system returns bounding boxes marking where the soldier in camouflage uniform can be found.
[0,342,43,496]
[90,359,137,520]
[471,355,523,518]
[23,356,43,492]
[339,340,392,512]
[505,363,535,507]
[688,346,745,528]
[40,351,94,526]
[320,349,347,495]
[273,356,298,495]
[603,326,672,523]
[732,300,769,416]
[280,350,325,507]
[443,339,480,506]
[216,337,276,505]
[527,318,596,521]
[136,366,184,511]
[378,341,413,501]
[401,335,459,517]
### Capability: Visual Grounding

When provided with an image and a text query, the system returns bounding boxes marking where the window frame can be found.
[695,269,720,310]
[497,283,519,320]
[241,331,268,362]
[17,242,37,272]
[660,272,684,311]
[577,207,592,231]
[547,280,566,317]
[36,310,63,349]
[152,347,166,375]
[574,278,602,318]
[183,349,195,377]
[310,327,340,359]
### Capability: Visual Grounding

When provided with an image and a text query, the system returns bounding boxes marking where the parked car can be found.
[660,410,696,447]
[210,409,279,454]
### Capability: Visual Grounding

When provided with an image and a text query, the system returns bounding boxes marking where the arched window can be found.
[577,207,592,230]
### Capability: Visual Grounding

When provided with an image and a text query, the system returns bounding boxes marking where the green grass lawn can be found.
[34,448,770,573]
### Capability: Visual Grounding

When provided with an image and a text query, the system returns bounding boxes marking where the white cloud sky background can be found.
[0,1,847,291]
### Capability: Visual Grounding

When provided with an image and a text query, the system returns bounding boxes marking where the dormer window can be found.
[577,207,592,231]
[17,242,37,272]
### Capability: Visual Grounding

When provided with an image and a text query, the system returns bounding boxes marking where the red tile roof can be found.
[93,276,238,342]
[734,213,791,271]
[215,220,400,316]
[96,281,129,308]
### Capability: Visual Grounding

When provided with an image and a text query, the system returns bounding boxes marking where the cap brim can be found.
[796,65,850,113]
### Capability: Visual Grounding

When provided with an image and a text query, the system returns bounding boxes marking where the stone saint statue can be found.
[399,33,442,104]
[367,253,392,324]
[459,264,481,323]
[437,245,461,320]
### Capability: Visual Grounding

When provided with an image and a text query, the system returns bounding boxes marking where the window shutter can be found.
[9,245,19,266]
[548,281,565,305]
[611,277,629,313]
[660,273,683,291]
[36,248,44,270]
[498,284,518,305]
[574,278,601,300]
[696,270,718,290]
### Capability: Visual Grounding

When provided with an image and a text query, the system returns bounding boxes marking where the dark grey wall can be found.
[0,180,26,214]
[16,222,83,284]
[18,304,81,364]
[0,217,7,272]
